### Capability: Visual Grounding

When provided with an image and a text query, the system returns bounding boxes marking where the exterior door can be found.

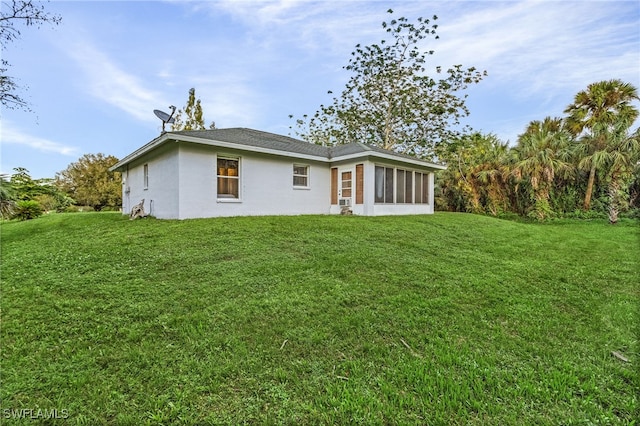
[339,168,353,206]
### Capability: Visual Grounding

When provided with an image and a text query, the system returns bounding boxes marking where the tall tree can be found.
[473,140,513,216]
[512,117,573,220]
[0,0,61,110]
[55,153,121,211]
[171,88,215,131]
[291,10,486,159]
[564,79,639,210]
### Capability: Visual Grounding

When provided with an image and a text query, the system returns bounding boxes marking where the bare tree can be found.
[0,0,61,110]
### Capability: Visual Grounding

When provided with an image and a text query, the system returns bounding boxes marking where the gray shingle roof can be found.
[173,128,439,163]
[327,141,427,162]
[171,128,330,157]
[111,128,445,171]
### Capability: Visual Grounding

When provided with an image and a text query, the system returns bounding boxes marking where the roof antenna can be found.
[154,105,176,133]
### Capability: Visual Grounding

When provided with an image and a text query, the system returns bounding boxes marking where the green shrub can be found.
[64,205,95,213]
[33,194,58,212]
[564,209,608,220]
[495,211,523,222]
[621,208,640,220]
[12,200,44,220]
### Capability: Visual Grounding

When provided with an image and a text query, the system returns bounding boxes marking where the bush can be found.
[64,205,95,213]
[563,209,608,220]
[12,200,44,220]
[33,194,58,212]
[495,212,523,222]
[621,208,640,220]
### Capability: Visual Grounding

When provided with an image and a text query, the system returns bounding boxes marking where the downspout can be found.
[124,164,130,214]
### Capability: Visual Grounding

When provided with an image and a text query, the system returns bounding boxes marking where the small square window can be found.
[293,165,309,187]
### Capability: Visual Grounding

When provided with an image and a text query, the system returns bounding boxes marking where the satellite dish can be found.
[154,105,176,132]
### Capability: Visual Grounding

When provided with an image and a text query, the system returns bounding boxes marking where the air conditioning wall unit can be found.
[339,198,351,207]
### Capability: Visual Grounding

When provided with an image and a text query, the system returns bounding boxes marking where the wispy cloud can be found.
[2,122,79,156]
[63,39,169,122]
[200,1,639,98]
[195,0,388,55]
[434,1,639,95]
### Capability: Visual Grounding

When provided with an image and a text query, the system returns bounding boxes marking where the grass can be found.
[1,212,638,425]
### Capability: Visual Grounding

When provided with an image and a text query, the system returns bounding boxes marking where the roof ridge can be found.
[355,141,372,151]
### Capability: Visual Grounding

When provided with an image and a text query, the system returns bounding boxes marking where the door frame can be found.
[338,166,354,207]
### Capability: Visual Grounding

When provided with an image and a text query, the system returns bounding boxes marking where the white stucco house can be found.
[109,128,446,219]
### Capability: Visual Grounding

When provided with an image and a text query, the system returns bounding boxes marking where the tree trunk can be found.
[583,164,597,211]
[535,187,551,221]
[608,177,620,225]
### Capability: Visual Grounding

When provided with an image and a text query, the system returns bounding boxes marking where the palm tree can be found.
[437,132,511,215]
[512,117,573,220]
[473,140,512,216]
[602,125,640,223]
[564,79,639,210]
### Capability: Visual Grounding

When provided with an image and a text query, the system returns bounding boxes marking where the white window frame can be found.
[216,156,241,202]
[293,164,310,189]
[143,164,149,190]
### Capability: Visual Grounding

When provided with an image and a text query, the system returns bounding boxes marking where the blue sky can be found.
[2,0,639,179]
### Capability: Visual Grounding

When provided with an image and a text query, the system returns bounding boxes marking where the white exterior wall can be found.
[122,143,179,219]
[119,141,438,219]
[175,143,331,219]
[176,144,216,219]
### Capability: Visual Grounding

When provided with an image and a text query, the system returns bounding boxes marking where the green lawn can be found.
[1,212,638,425]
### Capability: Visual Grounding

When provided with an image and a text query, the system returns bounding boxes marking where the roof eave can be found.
[331,151,446,170]
[109,133,172,172]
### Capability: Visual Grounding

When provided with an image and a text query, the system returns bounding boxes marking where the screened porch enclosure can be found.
[374,165,430,205]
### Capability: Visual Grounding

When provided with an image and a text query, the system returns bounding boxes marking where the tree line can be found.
[0,154,121,220]
[436,80,639,223]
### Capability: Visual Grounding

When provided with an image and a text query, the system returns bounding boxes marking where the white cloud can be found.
[1,122,79,156]
[199,1,638,102]
[63,40,170,122]
[195,0,388,55]
[434,1,639,95]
